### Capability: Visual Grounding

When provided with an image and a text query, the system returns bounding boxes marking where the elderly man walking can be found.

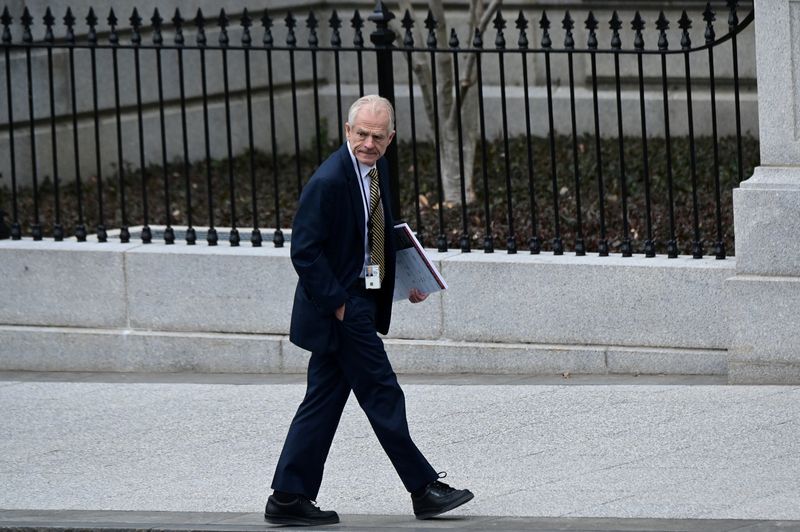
[265,95,473,526]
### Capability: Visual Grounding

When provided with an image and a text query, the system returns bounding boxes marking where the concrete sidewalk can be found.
[1,509,798,531]
[1,372,799,530]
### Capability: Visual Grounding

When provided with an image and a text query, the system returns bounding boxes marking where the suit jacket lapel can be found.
[340,145,366,252]
[377,159,392,228]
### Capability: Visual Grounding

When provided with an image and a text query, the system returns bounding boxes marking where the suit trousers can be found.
[271,288,438,499]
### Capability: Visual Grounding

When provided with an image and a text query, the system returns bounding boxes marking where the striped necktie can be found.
[367,167,385,282]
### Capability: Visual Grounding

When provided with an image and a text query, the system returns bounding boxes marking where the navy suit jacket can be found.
[289,143,397,353]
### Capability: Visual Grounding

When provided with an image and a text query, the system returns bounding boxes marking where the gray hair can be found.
[347,95,395,133]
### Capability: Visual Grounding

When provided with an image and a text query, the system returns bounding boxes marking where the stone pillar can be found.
[728,0,800,383]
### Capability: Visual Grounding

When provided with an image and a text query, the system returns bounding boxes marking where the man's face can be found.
[345,108,395,167]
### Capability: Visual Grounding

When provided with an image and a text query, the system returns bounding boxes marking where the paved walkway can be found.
[1,372,799,531]
[1,509,798,531]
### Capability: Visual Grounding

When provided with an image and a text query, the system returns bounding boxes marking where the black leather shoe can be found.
[264,494,339,526]
[411,474,474,520]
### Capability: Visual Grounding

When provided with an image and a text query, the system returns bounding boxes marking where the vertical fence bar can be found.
[152,9,173,244]
[563,11,585,255]
[330,12,344,146]
[657,12,678,258]
[43,9,63,241]
[308,13,322,167]
[241,10,261,247]
[610,12,631,256]
[704,6,725,259]
[109,9,129,243]
[0,209,7,240]
[219,10,239,246]
[370,2,400,221]
[517,12,539,254]
[131,9,151,243]
[1,8,20,239]
[401,11,423,244]
[424,11,447,252]
[88,9,107,242]
[173,9,193,244]
[586,12,607,256]
[474,29,493,253]
[196,10,217,245]
[633,12,655,257]
[450,29,470,253]
[286,13,302,197]
[494,12,516,254]
[680,11,703,258]
[352,12,365,97]
[22,9,42,240]
[65,9,86,241]
[541,13,563,255]
[262,11,283,247]
[728,0,744,185]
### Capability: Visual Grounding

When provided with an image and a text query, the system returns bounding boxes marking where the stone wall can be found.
[725,0,800,383]
[0,235,730,377]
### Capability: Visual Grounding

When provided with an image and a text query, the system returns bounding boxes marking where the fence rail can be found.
[0,1,756,258]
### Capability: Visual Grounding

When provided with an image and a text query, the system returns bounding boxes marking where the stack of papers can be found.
[392,223,448,302]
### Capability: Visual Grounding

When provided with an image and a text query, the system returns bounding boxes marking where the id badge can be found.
[364,264,381,289]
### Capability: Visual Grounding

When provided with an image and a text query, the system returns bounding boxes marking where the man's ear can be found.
[344,122,351,137]
[388,130,396,143]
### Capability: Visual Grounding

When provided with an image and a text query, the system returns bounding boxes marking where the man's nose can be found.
[363,135,374,148]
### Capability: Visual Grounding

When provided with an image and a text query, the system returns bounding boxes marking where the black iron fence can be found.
[0,1,756,258]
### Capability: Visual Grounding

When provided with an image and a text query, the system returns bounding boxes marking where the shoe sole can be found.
[264,513,340,526]
[414,491,475,520]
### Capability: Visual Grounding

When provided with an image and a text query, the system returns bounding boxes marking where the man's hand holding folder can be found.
[392,223,448,302]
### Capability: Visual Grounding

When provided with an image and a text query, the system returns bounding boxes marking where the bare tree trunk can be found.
[392,0,501,205]
[441,77,479,204]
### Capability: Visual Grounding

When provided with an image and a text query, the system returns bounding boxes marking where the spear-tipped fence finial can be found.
[0,6,13,43]
[64,7,76,43]
[351,10,364,47]
[285,11,296,47]
[240,8,251,46]
[727,0,739,28]
[44,7,55,42]
[261,10,273,47]
[632,11,645,50]
[563,11,574,49]
[306,11,318,47]
[151,8,163,45]
[424,10,437,48]
[172,8,184,45]
[539,11,551,49]
[656,11,670,50]
[401,9,414,47]
[1,7,12,43]
[218,9,229,46]
[194,8,206,46]
[516,11,528,48]
[585,11,598,49]
[703,3,716,44]
[493,10,506,49]
[21,6,33,43]
[679,10,692,50]
[130,8,142,45]
[108,8,119,45]
[330,10,342,47]
[87,7,99,44]
[610,11,622,49]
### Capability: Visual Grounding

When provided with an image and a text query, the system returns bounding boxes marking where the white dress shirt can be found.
[346,141,378,274]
